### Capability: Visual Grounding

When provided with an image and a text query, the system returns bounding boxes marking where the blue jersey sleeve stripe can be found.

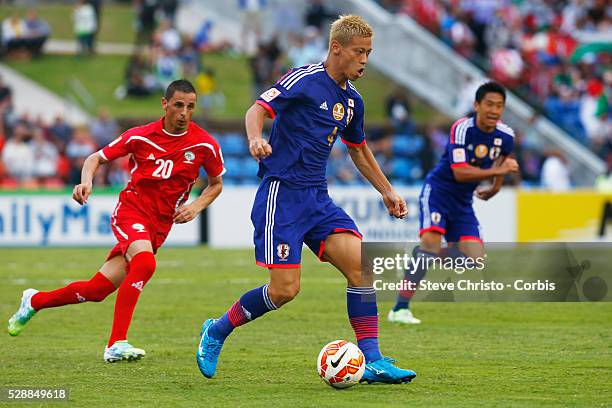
[285,67,325,90]
[449,117,468,145]
[496,122,515,137]
[279,62,322,87]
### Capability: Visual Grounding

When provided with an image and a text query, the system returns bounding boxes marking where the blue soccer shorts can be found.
[418,182,482,243]
[251,178,362,268]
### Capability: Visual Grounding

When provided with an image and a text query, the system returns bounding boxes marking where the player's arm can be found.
[475,156,508,200]
[452,157,518,183]
[173,175,223,224]
[72,152,108,205]
[245,103,272,162]
[347,144,407,219]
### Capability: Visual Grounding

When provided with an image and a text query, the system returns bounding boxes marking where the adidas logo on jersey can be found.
[131,281,144,292]
[319,101,328,110]
[148,153,155,160]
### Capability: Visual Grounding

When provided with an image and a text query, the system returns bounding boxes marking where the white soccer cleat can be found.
[104,341,146,362]
[387,308,421,325]
[7,288,39,336]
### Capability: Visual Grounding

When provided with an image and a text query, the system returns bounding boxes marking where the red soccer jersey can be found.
[99,118,225,225]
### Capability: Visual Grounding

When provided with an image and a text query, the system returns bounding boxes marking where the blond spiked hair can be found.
[329,15,373,48]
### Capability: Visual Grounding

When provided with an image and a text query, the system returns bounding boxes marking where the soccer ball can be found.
[317,340,365,388]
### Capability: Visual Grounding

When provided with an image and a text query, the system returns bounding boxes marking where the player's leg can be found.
[390,183,446,324]
[7,251,124,337]
[449,212,485,272]
[322,232,416,384]
[197,179,306,378]
[104,239,155,362]
[197,268,300,378]
[389,231,442,324]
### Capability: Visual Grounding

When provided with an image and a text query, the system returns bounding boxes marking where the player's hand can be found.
[173,203,200,224]
[249,138,272,162]
[72,182,92,205]
[498,158,519,175]
[475,186,499,201]
[382,190,408,219]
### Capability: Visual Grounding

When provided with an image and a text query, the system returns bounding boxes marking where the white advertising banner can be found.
[208,186,516,248]
[0,194,200,246]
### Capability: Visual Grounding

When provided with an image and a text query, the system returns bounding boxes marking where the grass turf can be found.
[1,247,610,407]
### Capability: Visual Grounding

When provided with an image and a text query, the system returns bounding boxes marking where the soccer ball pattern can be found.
[317,340,365,388]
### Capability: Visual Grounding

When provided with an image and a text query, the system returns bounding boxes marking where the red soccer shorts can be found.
[106,200,171,260]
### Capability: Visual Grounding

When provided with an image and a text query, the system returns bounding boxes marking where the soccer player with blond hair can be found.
[197,15,416,384]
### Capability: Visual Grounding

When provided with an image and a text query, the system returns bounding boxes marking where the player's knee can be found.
[268,282,300,307]
[130,251,156,280]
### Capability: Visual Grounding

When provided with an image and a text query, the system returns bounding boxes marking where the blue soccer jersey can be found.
[256,62,365,189]
[426,116,515,203]
[418,115,515,242]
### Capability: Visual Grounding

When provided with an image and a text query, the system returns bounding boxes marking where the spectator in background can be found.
[89,107,119,147]
[541,149,571,191]
[2,14,27,57]
[304,0,335,31]
[238,0,266,54]
[73,0,97,55]
[156,19,182,54]
[385,88,413,134]
[155,49,182,90]
[134,0,158,45]
[30,126,59,185]
[118,51,156,98]
[286,27,326,68]
[0,75,13,124]
[48,114,73,151]
[249,39,282,98]
[1,123,34,184]
[23,8,50,57]
[66,127,96,184]
[89,0,102,41]
[160,0,179,25]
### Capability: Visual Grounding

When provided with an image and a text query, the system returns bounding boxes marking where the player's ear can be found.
[330,39,341,55]
[161,97,168,110]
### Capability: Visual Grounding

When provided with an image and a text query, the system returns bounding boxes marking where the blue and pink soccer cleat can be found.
[360,357,416,384]
[196,318,224,378]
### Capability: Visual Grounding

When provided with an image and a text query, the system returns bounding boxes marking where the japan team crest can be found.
[277,243,290,260]
[475,144,489,158]
[431,212,442,224]
[333,103,345,121]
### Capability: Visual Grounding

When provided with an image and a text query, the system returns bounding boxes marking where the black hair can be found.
[475,81,506,103]
[164,79,197,100]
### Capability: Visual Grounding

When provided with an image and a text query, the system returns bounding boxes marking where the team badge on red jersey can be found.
[184,150,195,164]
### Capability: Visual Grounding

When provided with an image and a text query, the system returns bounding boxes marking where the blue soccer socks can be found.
[209,284,277,341]
[347,286,383,363]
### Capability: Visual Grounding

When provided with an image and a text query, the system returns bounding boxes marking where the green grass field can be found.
[1,248,610,407]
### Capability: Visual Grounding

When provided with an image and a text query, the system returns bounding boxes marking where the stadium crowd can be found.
[1,0,604,190]
[378,0,612,160]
